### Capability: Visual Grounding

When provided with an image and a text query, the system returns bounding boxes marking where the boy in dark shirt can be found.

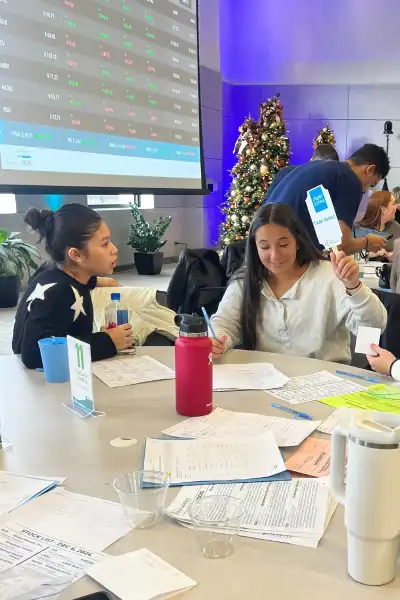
[264,144,390,254]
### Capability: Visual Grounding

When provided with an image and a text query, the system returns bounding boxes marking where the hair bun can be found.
[24,208,55,240]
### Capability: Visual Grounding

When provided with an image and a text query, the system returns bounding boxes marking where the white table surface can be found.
[0,347,399,600]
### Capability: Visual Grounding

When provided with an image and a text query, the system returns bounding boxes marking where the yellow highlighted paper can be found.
[319,385,400,413]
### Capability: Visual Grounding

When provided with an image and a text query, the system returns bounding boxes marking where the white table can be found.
[0,348,398,599]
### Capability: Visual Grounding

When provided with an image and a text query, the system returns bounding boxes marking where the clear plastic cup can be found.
[188,495,245,559]
[113,471,170,529]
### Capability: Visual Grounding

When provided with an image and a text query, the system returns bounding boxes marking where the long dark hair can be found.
[233,203,325,350]
[25,203,102,264]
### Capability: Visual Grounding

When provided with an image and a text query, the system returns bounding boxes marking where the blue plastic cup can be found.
[38,337,70,383]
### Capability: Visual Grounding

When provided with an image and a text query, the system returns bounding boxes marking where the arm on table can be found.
[338,221,387,255]
[20,286,117,369]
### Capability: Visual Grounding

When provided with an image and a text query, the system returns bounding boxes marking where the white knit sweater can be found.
[211,261,387,364]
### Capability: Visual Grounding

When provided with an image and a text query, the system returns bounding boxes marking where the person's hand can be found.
[366,234,387,253]
[97,277,120,287]
[211,336,227,360]
[106,323,133,351]
[330,250,360,290]
[367,344,396,376]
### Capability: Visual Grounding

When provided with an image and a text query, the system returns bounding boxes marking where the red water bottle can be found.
[175,314,213,416]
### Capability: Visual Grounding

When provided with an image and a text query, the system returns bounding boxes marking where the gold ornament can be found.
[260,165,268,175]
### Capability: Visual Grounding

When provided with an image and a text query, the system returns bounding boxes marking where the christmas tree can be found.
[219,95,290,248]
[313,123,336,149]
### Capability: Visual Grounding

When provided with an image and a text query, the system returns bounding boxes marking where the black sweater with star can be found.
[12,266,117,369]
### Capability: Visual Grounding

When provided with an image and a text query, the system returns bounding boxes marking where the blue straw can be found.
[201,306,216,338]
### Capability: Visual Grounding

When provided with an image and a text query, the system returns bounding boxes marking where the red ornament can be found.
[240,155,246,163]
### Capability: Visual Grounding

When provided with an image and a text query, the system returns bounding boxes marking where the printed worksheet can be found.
[163,407,321,447]
[0,522,105,579]
[92,355,175,388]
[4,488,131,552]
[269,371,365,404]
[143,435,286,485]
[213,363,289,391]
[167,479,331,537]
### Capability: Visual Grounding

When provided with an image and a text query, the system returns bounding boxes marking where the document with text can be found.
[269,371,365,404]
[162,407,321,447]
[143,435,286,485]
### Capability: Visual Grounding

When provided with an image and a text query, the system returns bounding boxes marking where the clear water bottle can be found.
[105,292,129,329]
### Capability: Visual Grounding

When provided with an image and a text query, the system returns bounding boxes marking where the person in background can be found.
[12,204,133,369]
[392,186,400,205]
[367,345,400,381]
[264,143,339,201]
[210,204,386,363]
[264,144,390,255]
[390,238,400,293]
[354,191,400,258]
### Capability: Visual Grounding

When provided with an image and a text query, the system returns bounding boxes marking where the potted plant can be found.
[127,203,172,275]
[0,229,41,308]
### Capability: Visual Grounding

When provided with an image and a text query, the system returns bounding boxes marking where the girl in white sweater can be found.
[211,203,386,363]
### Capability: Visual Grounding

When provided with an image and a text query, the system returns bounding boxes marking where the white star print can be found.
[26,282,57,311]
[70,286,86,322]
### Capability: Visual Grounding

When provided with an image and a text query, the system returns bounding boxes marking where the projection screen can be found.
[0,0,206,194]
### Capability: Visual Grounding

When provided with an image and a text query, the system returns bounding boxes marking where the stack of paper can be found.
[213,363,289,391]
[86,548,197,600]
[167,479,336,549]
[162,407,321,447]
[269,371,365,404]
[0,471,64,517]
[5,487,131,552]
[92,355,175,388]
[142,435,288,486]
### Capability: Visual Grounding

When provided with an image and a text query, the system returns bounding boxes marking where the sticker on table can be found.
[305,185,342,251]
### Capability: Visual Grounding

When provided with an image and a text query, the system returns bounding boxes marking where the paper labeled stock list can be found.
[162,407,321,447]
[143,435,286,485]
[92,355,175,388]
[269,371,365,404]
[86,548,197,600]
[0,522,105,580]
[167,478,335,548]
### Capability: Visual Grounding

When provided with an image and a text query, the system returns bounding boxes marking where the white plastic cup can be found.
[113,471,170,529]
[188,495,245,559]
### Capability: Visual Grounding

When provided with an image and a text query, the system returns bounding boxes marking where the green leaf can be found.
[126,203,172,253]
[0,229,41,279]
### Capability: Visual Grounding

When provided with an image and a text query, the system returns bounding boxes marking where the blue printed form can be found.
[305,185,342,250]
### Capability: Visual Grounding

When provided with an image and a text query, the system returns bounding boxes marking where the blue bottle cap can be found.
[111,292,121,301]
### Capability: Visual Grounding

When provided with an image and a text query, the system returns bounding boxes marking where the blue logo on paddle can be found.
[309,186,328,213]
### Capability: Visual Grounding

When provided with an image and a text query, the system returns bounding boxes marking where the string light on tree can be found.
[313,123,336,149]
[219,94,291,248]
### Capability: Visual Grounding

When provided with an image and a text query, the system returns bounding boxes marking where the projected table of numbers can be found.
[0,0,203,190]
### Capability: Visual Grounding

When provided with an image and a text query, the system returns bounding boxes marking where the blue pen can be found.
[201,306,217,338]
[272,403,313,421]
[336,370,380,384]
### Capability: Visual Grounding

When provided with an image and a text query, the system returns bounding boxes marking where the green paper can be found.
[319,384,400,413]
